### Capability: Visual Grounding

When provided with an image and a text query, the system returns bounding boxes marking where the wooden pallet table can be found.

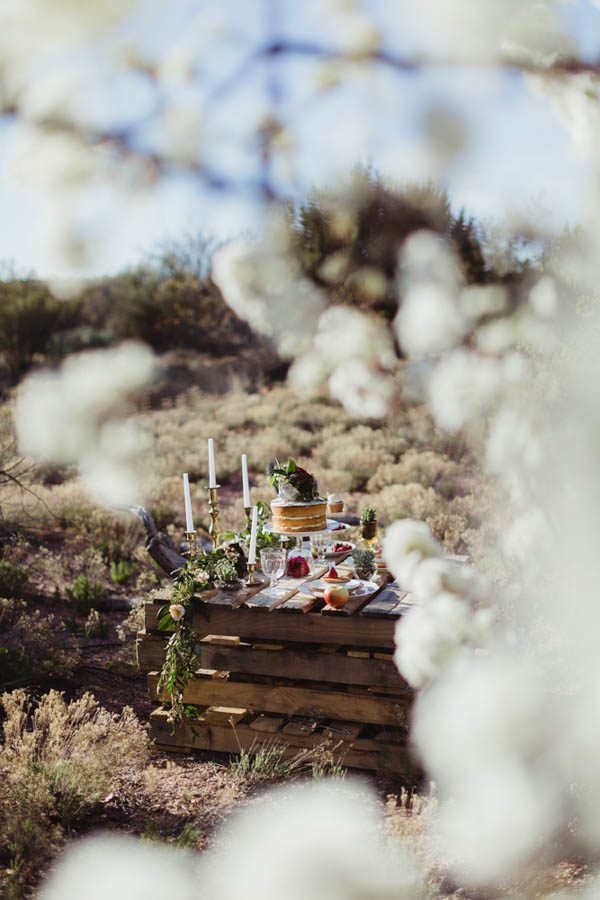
[138,563,417,778]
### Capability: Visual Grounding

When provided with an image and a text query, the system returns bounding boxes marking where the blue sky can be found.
[0,0,598,278]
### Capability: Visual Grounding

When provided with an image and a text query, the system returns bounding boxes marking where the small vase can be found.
[360,520,378,543]
[215,578,243,591]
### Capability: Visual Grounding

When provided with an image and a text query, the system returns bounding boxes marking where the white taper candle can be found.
[182,473,195,533]
[241,454,251,507]
[248,505,258,565]
[208,438,217,488]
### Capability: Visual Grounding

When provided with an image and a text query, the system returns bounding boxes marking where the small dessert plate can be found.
[301,579,377,599]
[306,578,361,596]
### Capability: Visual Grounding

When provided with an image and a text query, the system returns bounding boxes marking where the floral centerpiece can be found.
[267,458,322,501]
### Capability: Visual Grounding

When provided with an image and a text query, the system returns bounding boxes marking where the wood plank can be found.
[323,721,364,740]
[243,566,328,611]
[198,642,407,689]
[278,593,321,614]
[243,588,297,611]
[249,714,285,733]
[322,584,384,617]
[137,632,166,672]
[145,602,397,648]
[202,635,243,646]
[148,672,409,726]
[282,717,318,736]
[203,706,247,725]
[360,586,408,617]
[206,580,267,608]
[150,709,416,777]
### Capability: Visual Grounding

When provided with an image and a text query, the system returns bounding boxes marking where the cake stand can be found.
[264,519,351,538]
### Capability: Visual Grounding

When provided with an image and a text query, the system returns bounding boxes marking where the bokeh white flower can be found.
[16,342,155,507]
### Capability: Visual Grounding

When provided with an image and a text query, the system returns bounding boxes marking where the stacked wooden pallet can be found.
[138,560,416,778]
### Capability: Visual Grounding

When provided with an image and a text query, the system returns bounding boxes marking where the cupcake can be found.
[327,492,344,516]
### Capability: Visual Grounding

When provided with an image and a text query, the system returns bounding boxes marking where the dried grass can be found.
[0,690,148,888]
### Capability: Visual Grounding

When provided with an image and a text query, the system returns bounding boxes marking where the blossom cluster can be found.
[16,342,155,507]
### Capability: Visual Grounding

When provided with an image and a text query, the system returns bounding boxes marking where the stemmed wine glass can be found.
[310,531,329,567]
[260,548,287,595]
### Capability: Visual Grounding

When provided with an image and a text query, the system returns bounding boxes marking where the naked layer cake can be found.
[270,498,327,533]
[267,457,327,534]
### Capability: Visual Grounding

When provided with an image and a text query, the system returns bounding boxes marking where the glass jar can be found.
[286,548,313,578]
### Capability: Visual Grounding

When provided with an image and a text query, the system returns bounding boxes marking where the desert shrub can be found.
[110,559,136,585]
[312,424,407,490]
[0,690,147,885]
[34,546,106,604]
[0,280,80,388]
[0,561,28,599]
[96,245,253,354]
[371,483,445,525]
[65,575,104,615]
[64,507,144,563]
[366,449,464,493]
[0,599,81,689]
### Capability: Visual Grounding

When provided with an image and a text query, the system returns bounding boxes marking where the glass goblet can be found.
[260,548,287,595]
[310,531,329,567]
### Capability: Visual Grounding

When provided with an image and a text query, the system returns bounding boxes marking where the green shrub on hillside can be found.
[0,561,29,599]
[0,281,80,388]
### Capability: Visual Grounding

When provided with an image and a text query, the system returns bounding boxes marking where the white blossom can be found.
[16,343,155,507]
[415,0,571,65]
[40,833,198,900]
[212,238,326,358]
[383,519,442,585]
[290,306,397,417]
[427,349,504,431]
[412,652,562,886]
[41,782,424,900]
[201,780,423,900]
[395,593,492,688]
[329,359,395,418]
[396,283,469,357]
[409,555,487,603]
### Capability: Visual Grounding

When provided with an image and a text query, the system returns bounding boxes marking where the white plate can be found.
[325,541,355,559]
[326,519,351,533]
[307,577,361,595]
[300,579,378,600]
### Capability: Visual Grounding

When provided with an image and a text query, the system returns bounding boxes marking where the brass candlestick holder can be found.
[244,505,252,530]
[208,486,222,549]
[245,561,260,586]
[184,531,197,562]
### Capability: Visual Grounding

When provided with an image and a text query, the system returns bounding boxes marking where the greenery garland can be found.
[156,505,290,730]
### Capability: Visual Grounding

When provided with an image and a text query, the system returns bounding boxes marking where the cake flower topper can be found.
[267,458,322,502]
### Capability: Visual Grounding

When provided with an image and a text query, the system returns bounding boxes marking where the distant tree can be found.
[84,238,255,355]
[0,281,79,389]
[288,167,454,320]
[449,209,489,285]
[287,167,528,323]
